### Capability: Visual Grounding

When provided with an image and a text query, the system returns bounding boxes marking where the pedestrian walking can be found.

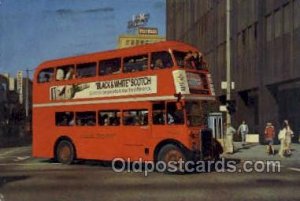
[278,120,294,157]
[225,122,236,154]
[238,121,249,146]
[264,122,275,155]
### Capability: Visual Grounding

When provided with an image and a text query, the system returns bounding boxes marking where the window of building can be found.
[123,54,148,73]
[99,58,121,76]
[123,109,148,126]
[274,9,282,38]
[126,40,130,46]
[38,68,54,83]
[76,62,97,78]
[55,112,74,126]
[283,3,290,34]
[167,102,184,125]
[76,111,96,126]
[152,102,165,125]
[98,110,120,126]
[294,0,300,28]
[150,51,173,70]
[266,14,273,42]
[131,40,134,46]
[56,65,75,81]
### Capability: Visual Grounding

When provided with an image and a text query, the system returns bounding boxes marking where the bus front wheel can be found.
[56,140,75,164]
[157,144,187,172]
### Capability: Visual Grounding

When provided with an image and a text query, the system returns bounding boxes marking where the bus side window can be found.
[167,102,184,125]
[98,110,120,126]
[56,65,75,81]
[123,55,148,73]
[76,62,97,78]
[150,51,173,70]
[99,58,121,76]
[123,109,148,126]
[76,111,96,126]
[152,102,165,125]
[38,68,54,83]
[55,112,74,126]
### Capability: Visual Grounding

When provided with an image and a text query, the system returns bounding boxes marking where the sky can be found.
[0,0,166,77]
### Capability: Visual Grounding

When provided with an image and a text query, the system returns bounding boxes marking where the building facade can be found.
[0,73,32,138]
[118,27,165,48]
[167,0,300,141]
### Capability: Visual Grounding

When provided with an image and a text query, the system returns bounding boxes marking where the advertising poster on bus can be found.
[50,76,157,100]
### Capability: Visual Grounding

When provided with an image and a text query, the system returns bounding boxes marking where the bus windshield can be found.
[173,50,206,70]
[186,101,206,127]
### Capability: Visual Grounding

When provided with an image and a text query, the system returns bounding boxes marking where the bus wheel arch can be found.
[54,136,77,164]
[154,139,189,162]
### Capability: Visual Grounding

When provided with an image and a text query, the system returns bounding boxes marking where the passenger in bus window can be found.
[43,74,50,82]
[184,51,194,69]
[153,59,164,69]
[153,111,165,124]
[65,67,75,80]
[167,103,184,125]
[56,68,65,81]
[192,52,207,70]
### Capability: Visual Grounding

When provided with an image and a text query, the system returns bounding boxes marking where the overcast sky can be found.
[0,0,166,76]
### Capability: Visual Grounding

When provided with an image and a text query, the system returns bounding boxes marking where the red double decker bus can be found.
[32,41,222,165]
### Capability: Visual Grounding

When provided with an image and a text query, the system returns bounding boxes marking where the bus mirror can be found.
[174,92,182,102]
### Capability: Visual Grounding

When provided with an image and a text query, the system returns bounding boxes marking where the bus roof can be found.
[35,41,200,71]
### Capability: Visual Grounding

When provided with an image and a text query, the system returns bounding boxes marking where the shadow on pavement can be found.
[0,175,29,188]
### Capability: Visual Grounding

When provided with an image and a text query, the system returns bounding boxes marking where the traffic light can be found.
[226,100,236,115]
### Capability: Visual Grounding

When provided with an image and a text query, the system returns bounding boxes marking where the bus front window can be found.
[186,101,206,127]
[173,50,207,70]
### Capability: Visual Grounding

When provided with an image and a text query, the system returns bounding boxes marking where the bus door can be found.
[121,108,151,160]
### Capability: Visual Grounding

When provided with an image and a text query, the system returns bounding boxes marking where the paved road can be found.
[0,146,300,201]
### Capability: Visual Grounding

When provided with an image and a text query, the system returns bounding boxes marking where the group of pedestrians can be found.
[266,120,294,158]
[225,120,294,158]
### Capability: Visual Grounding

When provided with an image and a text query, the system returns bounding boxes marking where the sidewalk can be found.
[222,142,300,166]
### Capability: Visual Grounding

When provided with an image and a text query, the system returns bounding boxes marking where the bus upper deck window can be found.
[150,51,173,70]
[99,58,121,76]
[38,68,54,83]
[76,62,97,78]
[56,65,75,81]
[123,55,148,73]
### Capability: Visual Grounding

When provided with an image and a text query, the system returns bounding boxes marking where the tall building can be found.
[0,72,32,137]
[167,0,300,141]
[118,27,165,48]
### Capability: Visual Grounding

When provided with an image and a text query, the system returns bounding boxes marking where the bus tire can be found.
[55,140,75,165]
[156,144,187,173]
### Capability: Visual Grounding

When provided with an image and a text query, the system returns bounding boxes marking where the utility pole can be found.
[226,0,231,125]
[25,68,29,118]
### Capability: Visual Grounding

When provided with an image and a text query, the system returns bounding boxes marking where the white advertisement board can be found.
[50,76,157,100]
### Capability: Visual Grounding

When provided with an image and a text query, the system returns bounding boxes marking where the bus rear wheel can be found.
[157,144,187,173]
[56,140,75,164]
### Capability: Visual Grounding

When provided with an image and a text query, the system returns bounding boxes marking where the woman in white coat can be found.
[278,120,294,157]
